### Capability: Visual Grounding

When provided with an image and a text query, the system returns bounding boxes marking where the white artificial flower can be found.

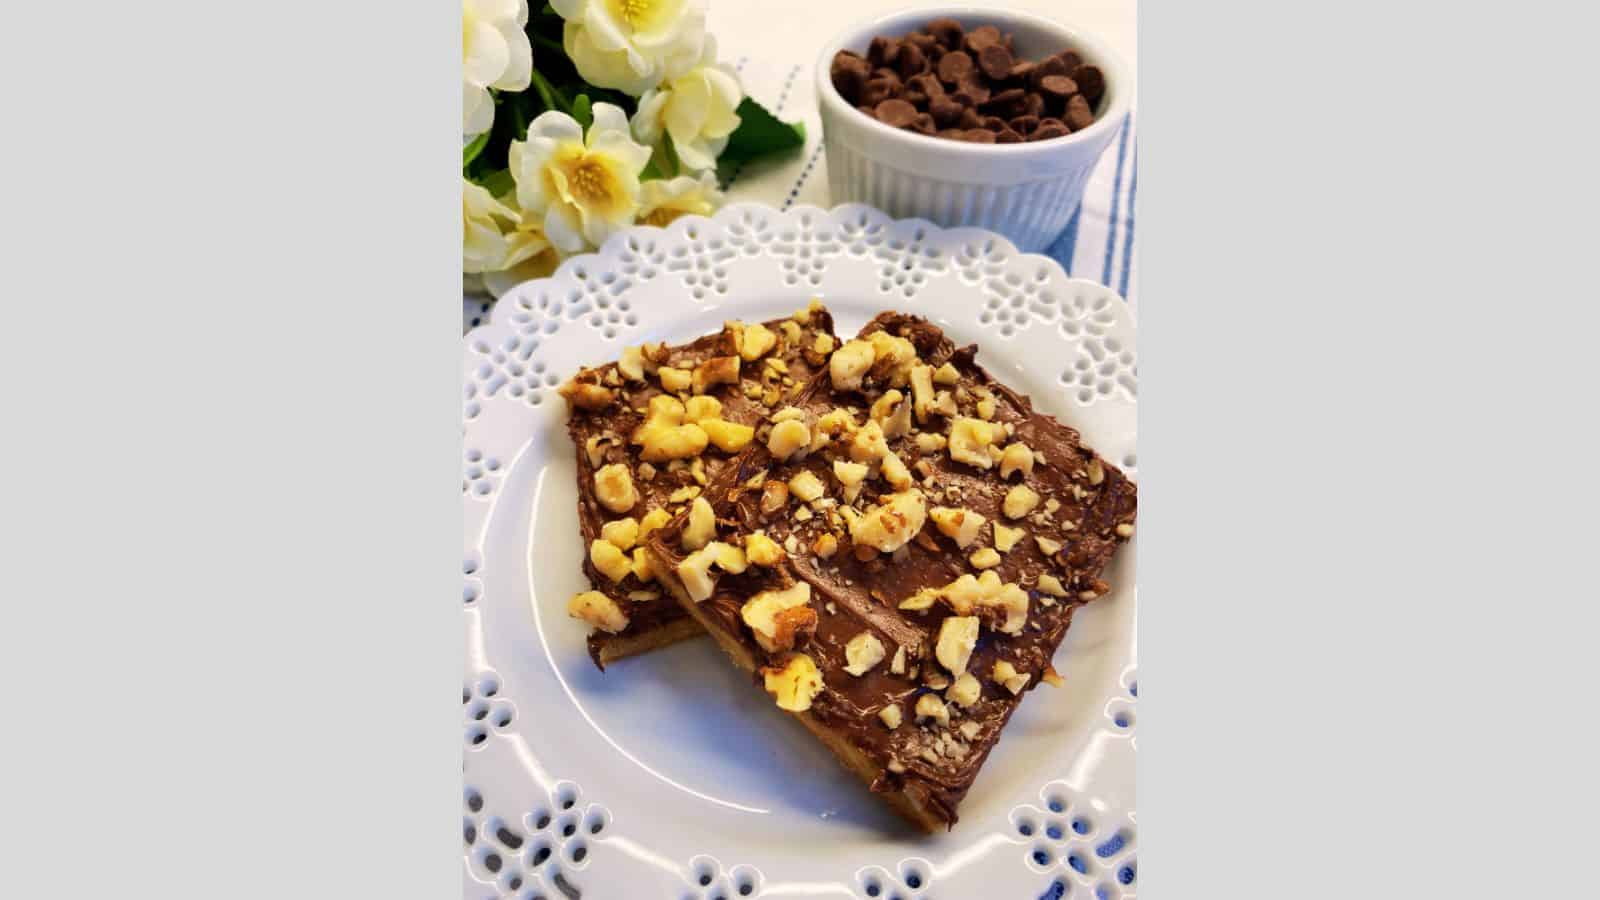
[463,0,533,137]
[636,171,723,228]
[552,0,705,96]
[507,103,653,253]
[463,179,519,274]
[631,36,742,172]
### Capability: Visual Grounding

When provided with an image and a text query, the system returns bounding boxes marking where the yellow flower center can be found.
[608,0,668,30]
[567,159,614,205]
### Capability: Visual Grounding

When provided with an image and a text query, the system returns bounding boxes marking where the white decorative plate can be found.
[462,203,1138,900]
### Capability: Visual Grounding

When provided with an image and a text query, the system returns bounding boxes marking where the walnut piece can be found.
[741,582,816,653]
[658,366,691,393]
[1003,484,1042,519]
[767,418,811,461]
[589,539,633,583]
[935,615,979,676]
[930,506,986,549]
[632,395,709,462]
[692,355,740,394]
[594,463,638,514]
[999,443,1035,480]
[567,590,628,633]
[1035,535,1063,556]
[914,693,950,727]
[829,338,876,391]
[559,378,615,410]
[993,523,1025,553]
[946,672,982,707]
[683,394,722,424]
[933,362,961,385]
[681,496,717,550]
[969,546,1002,569]
[1036,573,1069,597]
[843,631,887,676]
[739,322,778,361]
[992,659,1032,694]
[848,489,927,553]
[617,346,646,381]
[788,470,825,502]
[813,533,839,558]
[700,418,754,452]
[676,540,740,602]
[762,653,824,712]
[760,480,789,514]
[879,704,903,730]
[600,517,639,551]
[948,417,1002,469]
[744,531,785,566]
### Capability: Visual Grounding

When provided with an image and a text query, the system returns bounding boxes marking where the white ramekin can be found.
[815,7,1130,253]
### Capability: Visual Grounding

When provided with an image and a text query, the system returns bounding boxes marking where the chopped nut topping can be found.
[762,652,824,712]
[559,378,616,410]
[847,420,889,463]
[676,541,733,602]
[969,547,1002,569]
[600,517,639,550]
[924,670,950,690]
[871,389,913,439]
[866,331,918,386]
[760,480,789,514]
[843,631,887,676]
[794,506,813,522]
[584,434,615,469]
[879,703,903,730]
[744,531,785,567]
[829,339,876,391]
[976,395,997,420]
[935,615,979,676]
[848,489,926,553]
[742,582,816,653]
[890,645,907,675]
[592,463,639,514]
[788,470,825,502]
[681,496,717,550]
[588,537,634,583]
[627,589,660,603]
[1003,484,1042,519]
[668,485,701,504]
[813,533,838,558]
[814,333,836,355]
[880,451,914,490]
[933,362,961,385]
[683,394,722,424]
[999,443,1035,480]
[930,506,987,549]
[992,659,1032,694]
[946,672,982,707]
[637,462,657,481]
[567,590,628,633]
[1087,458,1105,486]
[658,365,691,393]
[1040,666,1065,688]
[899,588,942,611]
[633,395,710,462]
[1036,573,1069,597]
[784,534,800,554]
[630,547,654,583]
[948,417,1002,469]
[1116,522,1136,538]
[1035,536,1063,556]
[959,720,981,740]
[700,418,755,453]
[914,693,950,727]
[617,346,646,381]
[691,355,740,394]
[915,432,947,454]
[767,418,811,461]
[739,322,778,361]
[993,523,1025,553]
[909,364,936,423]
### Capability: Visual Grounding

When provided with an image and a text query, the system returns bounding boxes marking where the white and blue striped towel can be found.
[463,58,1137,331]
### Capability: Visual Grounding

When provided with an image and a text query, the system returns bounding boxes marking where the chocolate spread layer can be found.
[564,304,839,667]
[647,312,1137,827]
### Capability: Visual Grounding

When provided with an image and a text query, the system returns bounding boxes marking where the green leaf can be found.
[527,68,570,115]
[571,94,593,130]
[462,131,490,170]
[719,97,806,165]
[472,168,516,199]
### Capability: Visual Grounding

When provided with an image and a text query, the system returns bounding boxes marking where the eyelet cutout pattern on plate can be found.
[1011,782,1138,890]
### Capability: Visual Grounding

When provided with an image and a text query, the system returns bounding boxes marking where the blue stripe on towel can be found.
[1048,204,1083,277]
[1101,113,1132,286]
[1119,141,1138,298]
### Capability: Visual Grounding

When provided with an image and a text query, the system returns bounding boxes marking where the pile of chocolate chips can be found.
[830,19,1105,143]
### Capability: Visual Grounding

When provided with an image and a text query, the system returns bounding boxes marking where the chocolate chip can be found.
[980,87,1026,115]
[996,129,1024,143]
[873,68,902,89]
[1071,65,1105,105]
[868,36,900,68]
[831,51,871,104]
[964,25,1002,54]
[874,98,919,128]
[898,43,928,79]
[1031,119,1070,141]
[907,31,939,55]
[908,73,944,98]
[1064,94,1096,130]
[927,17,963,49]
[960,128,997,143]
[1029,55,1069,89]
[1023,92,1046,117]
[1039,75,1077,100]
[1010,60,1036,82]
[860,78,895,108]
[929,94,964,126]
[938,127,966,139]
[1053,50,1084,73]
[959,107,983,129]
[981,115,1009,132]
[955,77,990,104]
[910,112,936,135]
[978,45,1014,81]
[1009,114,1041,135]
[937,50,973,84]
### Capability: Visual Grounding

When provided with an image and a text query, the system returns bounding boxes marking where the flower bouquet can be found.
[463,0,805,295]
